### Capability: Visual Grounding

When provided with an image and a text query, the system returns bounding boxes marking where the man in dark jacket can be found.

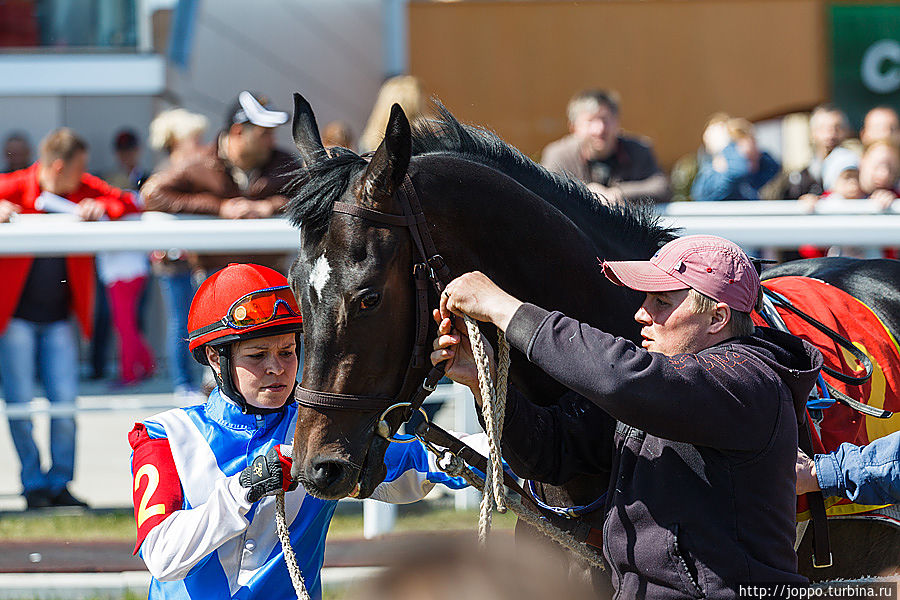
[141,91,297,275]
[540,89,670,205]
[432,235,822,599]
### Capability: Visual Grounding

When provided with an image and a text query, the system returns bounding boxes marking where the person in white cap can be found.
[142,91,296,276]
[432,234,824,598]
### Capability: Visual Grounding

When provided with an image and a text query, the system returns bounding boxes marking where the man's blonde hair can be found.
[39,128,87,164]
[688,288,762,338]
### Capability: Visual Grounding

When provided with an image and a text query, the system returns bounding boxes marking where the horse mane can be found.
[411,104,675,254]
[285,103,676,254]
[284,148,367,236]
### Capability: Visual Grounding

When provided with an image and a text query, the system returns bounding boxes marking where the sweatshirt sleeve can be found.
[496,385,616,485]
[505,303,786,451]
[815,433,900,506]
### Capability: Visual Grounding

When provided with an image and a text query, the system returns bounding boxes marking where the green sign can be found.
[831,3,900,129]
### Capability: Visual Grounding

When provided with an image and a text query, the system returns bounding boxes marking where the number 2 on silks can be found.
[128,424,183,553]
[135,464,167,527]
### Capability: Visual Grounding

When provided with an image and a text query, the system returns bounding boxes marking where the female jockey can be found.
[129,263,468,599]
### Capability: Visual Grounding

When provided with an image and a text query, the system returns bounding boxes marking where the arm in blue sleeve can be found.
[815,432,900,505]
[369,438,470,504]
[749,151,781,189]
[691,143,751,202]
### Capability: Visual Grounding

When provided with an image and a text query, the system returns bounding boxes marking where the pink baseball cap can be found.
[601,235,760,313]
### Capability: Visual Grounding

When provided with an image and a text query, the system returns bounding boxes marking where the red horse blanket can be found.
[752,276,900,518]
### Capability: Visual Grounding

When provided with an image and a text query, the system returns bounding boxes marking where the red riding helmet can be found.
[188,263,302,361]
[187,263,303,412]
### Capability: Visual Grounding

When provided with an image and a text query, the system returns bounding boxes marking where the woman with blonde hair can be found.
[148,108,209,171]
[358,75,427,153]
[145,107,210,399]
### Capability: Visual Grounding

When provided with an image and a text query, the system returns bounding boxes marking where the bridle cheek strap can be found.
[295,174,449,426]
[294,386,390,412]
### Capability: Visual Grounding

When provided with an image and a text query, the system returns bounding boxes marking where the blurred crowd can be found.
[542,90,900,216]
[1,75,899,509]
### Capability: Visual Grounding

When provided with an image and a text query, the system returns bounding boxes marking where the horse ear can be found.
[292,93,327,166]
[358,103,411,209]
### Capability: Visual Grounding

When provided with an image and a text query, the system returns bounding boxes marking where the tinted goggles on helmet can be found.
[224,286,301,329]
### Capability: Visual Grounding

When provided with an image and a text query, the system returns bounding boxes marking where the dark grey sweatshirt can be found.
[502,303,824,600]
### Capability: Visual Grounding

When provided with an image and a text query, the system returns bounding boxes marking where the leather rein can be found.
[294,175,450,434]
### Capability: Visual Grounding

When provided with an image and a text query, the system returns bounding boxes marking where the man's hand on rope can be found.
[239,444,297,503]
[431,309,495,407]
[439,271,523,333]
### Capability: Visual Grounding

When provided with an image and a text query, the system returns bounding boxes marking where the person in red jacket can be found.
[0,127,140,509]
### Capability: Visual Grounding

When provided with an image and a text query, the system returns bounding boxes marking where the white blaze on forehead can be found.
[309,252,331,301]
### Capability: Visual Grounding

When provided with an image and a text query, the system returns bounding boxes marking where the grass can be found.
[0,510,137,541]
[0,503,516,542]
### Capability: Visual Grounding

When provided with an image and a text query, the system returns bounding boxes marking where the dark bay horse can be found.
[285,93,898,581]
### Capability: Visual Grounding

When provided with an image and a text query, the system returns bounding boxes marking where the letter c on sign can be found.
[861,39,900,94]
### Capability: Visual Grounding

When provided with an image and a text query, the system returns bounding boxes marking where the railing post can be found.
[363,499,397,539]
[453,382,481,511]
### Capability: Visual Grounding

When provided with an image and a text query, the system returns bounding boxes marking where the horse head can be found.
[287,93,421,499]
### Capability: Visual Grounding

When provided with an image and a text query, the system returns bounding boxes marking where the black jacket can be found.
[502,304,823,600]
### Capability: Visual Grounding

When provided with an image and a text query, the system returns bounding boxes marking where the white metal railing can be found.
[657,198,900,216]
[1,213,299,256]
[654,199,900,248]
[3,200,900,257]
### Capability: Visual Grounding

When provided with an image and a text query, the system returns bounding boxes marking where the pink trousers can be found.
[107,276,155,384]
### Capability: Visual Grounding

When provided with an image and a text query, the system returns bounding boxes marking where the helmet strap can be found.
[214,345,281,415]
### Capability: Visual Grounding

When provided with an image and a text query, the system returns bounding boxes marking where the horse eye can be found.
[360,292,381,311]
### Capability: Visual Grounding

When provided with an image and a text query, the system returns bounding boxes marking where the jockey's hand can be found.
[795,449,820,495]
[439,271,523,333]
[0,200,20,223]
[431,309,494,407]
[239,444,297,503]
[77,198,107,221]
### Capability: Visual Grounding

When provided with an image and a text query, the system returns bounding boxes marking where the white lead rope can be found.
[275,491,310,600]
[464,315,510,546]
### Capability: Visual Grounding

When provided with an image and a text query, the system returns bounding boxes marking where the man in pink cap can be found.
[432,234,823,598]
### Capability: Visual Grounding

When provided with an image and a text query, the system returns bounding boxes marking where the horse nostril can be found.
[309,458,348,489]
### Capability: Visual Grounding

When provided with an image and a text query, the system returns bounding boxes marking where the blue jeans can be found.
[0,318,78,494]
[157,272,196,390]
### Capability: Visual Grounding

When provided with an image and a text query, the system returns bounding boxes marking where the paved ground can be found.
[0,372,194,511]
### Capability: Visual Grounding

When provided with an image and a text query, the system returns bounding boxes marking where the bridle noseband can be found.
[294,174,450,437]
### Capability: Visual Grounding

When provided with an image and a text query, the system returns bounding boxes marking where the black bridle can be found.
[294,175,450,433]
